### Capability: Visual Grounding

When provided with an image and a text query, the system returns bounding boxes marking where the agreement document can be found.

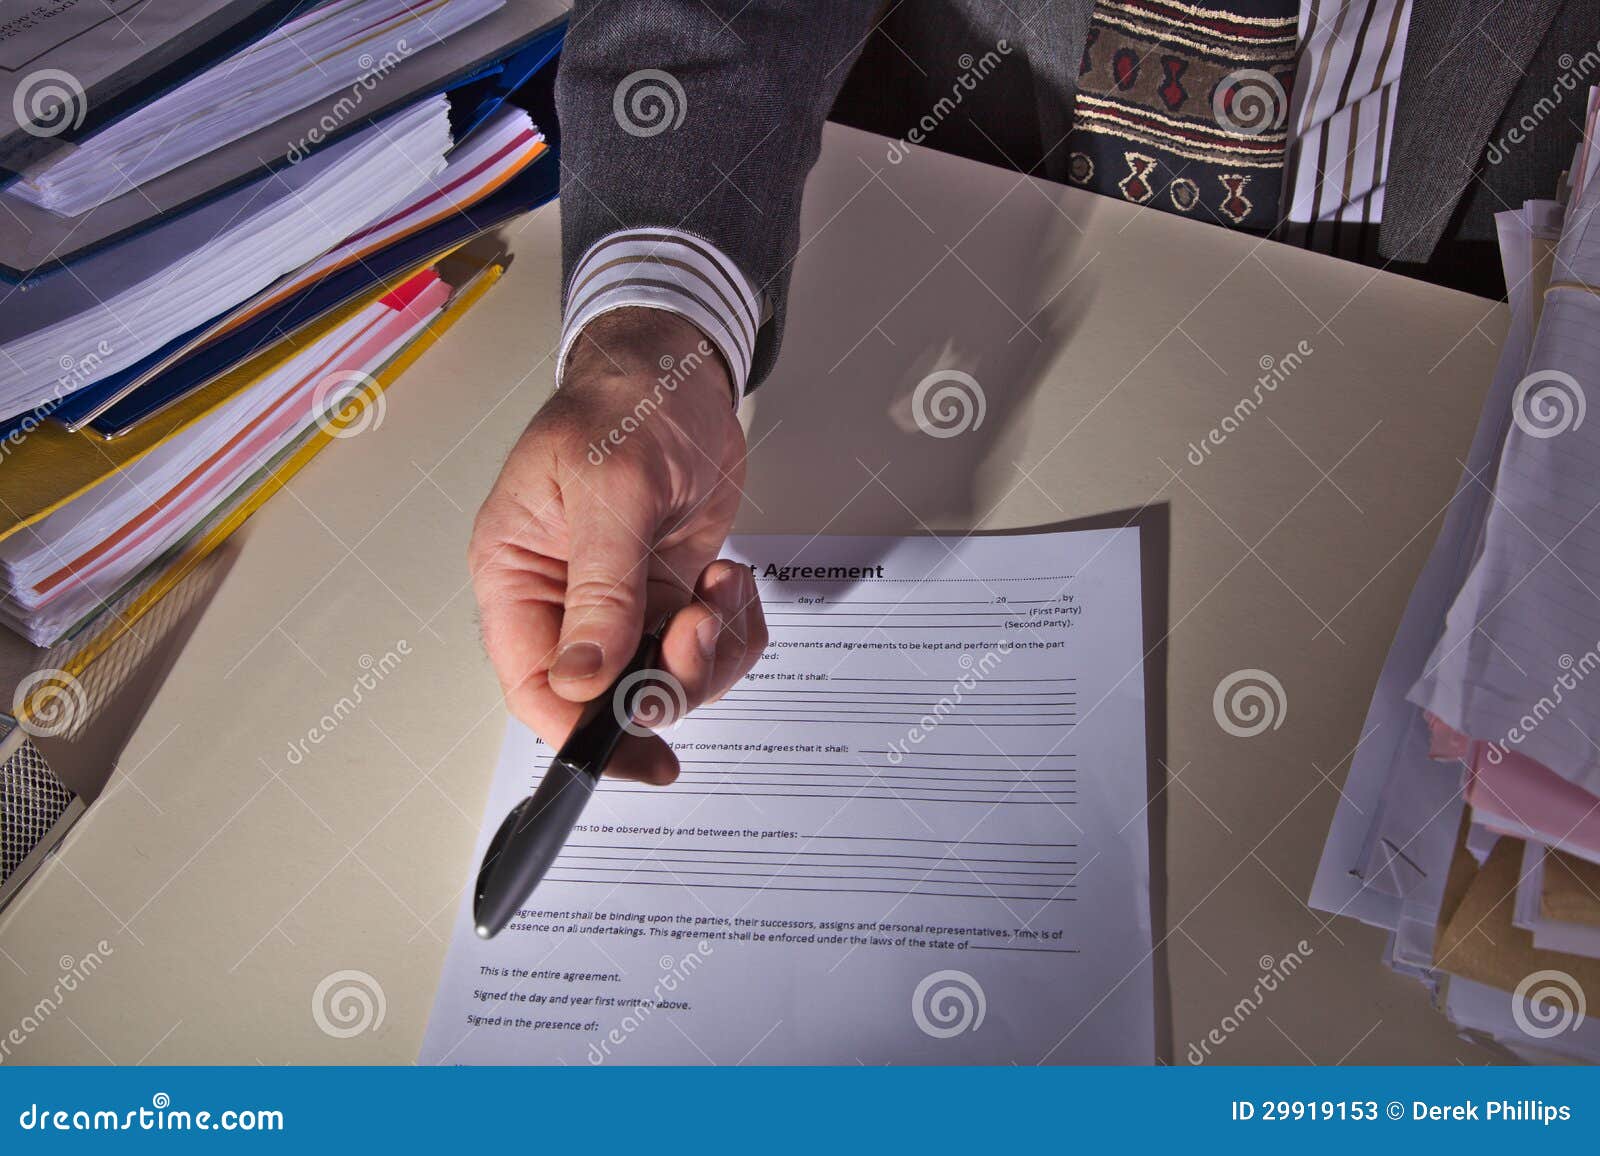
[420,529,1154,1064]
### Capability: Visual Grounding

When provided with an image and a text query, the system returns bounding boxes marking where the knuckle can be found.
[467,492,520,562]
[466,518,494,571]
[562,578,639,620]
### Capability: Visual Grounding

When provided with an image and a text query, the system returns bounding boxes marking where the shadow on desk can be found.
[734,128,1171,1057]
[740,124,1100,532]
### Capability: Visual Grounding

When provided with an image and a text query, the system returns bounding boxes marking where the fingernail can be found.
[712,566,746,615]
[551,641,604,681]
[696,614,722,660]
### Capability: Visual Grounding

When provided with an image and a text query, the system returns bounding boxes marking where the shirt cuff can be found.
[558,228,763,405]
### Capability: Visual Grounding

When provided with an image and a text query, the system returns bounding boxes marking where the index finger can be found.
[475,551,698,783]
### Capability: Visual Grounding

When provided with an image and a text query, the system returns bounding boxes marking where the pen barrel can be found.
[511,757,597,888]
[474,626,667,936]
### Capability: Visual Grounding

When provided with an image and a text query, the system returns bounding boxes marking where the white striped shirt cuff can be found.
[558,228,764,405]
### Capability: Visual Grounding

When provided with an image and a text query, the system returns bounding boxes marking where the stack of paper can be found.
[0,1,566,287]
[0,271,448,646]
[0,96,455,422]
[49,103,548,435]
[8,0,504,217]
[1313,88,1600,1065]
[0,10,565,660]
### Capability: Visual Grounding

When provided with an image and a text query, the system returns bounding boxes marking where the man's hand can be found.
[469,308,767,784]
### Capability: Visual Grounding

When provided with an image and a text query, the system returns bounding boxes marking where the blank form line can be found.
[610,789,1079,803]
[855,750,1078,757]
[720,689,1078,697]
[688,701,1075,710]
[563,844,1079,864]
[565,835,1080,849]
[766,613,1033,619]
[679,764,1079,774]
[683,719,1076,727]
[553,866,1077,884]
[828,677,1077,683]
[780,598,1064,606]
[540,878,1080,902]
[757,624,1067,629]
[754,575,1077,582]
[674,768,1076,783]
[676,759,1077,773]
[564,855,1079,875]
[679,779,1078,796]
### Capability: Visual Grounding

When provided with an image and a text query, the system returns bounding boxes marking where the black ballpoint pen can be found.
[473,623,667,939]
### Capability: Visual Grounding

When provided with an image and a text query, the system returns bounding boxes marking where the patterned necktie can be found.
[1063,0,1299,231]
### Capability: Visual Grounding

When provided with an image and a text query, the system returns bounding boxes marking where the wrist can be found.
[562,307,736,409]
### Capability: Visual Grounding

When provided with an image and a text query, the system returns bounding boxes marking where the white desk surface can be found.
[0,124,1507,1064]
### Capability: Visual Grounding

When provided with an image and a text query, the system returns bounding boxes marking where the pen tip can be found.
[475,925,492,939]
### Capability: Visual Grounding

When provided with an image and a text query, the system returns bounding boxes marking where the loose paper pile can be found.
[1313,88,1600,1065]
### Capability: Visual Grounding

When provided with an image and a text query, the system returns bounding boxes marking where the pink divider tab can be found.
[34,283,450,603]
[1467,741,1600,864]
[377,266,443,313]
[1424,712,1473,761]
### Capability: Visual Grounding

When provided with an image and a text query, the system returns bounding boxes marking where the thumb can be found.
[549,475,657,701]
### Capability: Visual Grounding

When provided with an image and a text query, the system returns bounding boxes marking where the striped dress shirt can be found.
[1281,0,1413,257]
[557,228,764,403]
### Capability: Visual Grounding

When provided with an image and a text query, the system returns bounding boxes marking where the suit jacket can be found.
[556,0,1590,388]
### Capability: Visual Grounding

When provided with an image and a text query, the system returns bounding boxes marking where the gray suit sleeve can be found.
[554,0,882,388]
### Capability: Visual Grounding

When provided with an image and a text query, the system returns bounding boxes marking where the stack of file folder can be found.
[1314,86,1600,1065]
[0,0,566,673]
